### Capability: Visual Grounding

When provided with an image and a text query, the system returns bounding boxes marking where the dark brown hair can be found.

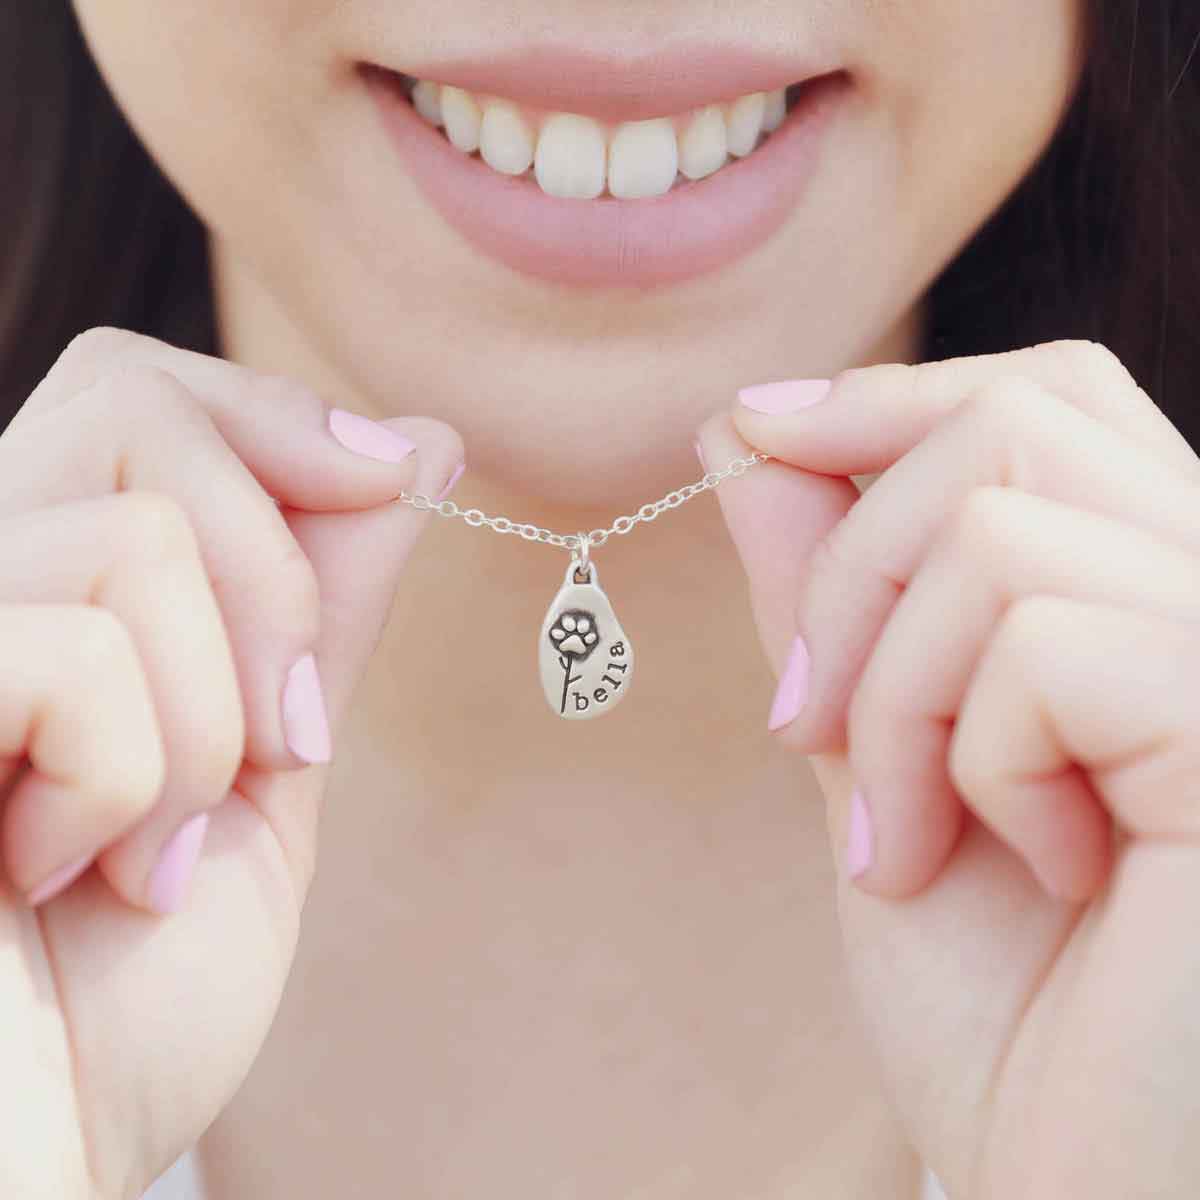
[2,3,1198,441]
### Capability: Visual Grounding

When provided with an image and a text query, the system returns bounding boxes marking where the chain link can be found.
[395,451,774,553]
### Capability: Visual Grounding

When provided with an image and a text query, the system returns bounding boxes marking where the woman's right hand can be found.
[0,328,464,1199]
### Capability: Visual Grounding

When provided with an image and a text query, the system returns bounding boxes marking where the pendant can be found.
[538,556,635,720]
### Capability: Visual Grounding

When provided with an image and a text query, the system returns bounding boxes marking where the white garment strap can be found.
[140,1150,204,1200]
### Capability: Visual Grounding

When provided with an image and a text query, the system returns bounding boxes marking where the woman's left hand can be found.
[697,340,1200,1199]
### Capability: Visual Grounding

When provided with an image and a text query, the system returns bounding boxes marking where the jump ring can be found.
[574,530,591,576]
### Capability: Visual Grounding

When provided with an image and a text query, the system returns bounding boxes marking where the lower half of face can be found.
[73,0,1085,504]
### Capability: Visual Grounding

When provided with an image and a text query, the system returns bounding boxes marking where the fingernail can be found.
[282,652,332,764]
[148,812,210,914]
[328,408,416,463]
[739,379,833,414]
[693,439,709,472]
[847,788,873,880]
[436,460,466,502]
[27,853,92,907]
[768,634,810,731]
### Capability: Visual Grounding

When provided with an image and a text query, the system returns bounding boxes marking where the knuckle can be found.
[109,490,201,564]
[80,363,209,438]
[246,373,327,424]
[959,378,1052,492]
[808,519,860,591]
[946,721,988,799]
[67,614,168,814]
[1044,338,1163,427]
[948,597,1053,795]
[1044,338,1134,389]
[104,363,199,416]
[960,375,1043,434]
[805,504,897,619]
[59,325,142,370]
[252,538,322,645]
[835,361,924,416]
[997,594,1062,653]
[903,357,955,398]
[72,606,139,681]
[98,755,166,829]
[943,485,1014,567]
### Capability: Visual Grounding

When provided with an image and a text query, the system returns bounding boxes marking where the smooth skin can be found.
[699,339,1200,1196]
[10,0,1190,1197]
[12,333,1200,1197]
[0,329,462,1196]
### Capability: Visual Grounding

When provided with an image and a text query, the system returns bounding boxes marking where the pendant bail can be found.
[573,530,592,581]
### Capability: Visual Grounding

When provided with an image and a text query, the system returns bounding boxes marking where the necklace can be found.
[395,450,772,720]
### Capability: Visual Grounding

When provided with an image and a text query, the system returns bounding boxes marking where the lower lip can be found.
[361,65,850,290]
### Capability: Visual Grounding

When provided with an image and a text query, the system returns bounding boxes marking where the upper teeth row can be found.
[409,79,789,199]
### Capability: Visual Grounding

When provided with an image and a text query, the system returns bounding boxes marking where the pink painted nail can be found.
[282,652,332,764]
[27,853,93,907]
[847,788,873,879]
[148,812,210,914]
[693,439,709,472]
[436,460,466,502]
[328,408,416,463]
[768,635,810,731]
[739,379,833,414]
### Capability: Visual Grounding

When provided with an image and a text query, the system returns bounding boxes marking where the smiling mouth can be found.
[360,47,849,288]
[368,66,827,201]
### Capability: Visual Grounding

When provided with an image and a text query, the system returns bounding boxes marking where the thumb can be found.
[230,414,461,904]
[694,411,862,812]
[283,414,465,733]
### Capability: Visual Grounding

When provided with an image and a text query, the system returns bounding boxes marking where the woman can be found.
[2,1,1198,1197]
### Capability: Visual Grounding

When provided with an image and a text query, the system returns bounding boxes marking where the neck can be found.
[208,238,930,1198]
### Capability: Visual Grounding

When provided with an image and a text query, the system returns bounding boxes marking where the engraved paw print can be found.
[549,609,600,661]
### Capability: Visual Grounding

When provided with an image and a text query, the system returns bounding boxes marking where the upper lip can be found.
[373,40,841,123]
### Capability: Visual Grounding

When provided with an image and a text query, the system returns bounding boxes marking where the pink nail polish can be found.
[739,379,833,414]
[693,439,709,472]
[282,652,332,764]
[328,408,416,463]
[436,460,466,502]
[768,635,810,731]
[148,812,210,914]
[847,788,873,879]
[27,853,92,907]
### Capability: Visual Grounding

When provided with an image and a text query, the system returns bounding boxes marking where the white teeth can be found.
[607,118,678,199]
[534,113,607,199]
[479,101,535,176]
[441,85,481,153]
[410,76,793,196]
[411,79,443,126]
[726,91,766,157]
[678,105,728,181]
[762,88,787,133]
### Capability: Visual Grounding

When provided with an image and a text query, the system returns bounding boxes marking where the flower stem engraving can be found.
[548,609,600,716]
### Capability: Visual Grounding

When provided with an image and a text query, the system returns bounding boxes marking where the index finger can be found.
[732,339,1200,483]
[9,326,464,513]
[750,372,1200,760]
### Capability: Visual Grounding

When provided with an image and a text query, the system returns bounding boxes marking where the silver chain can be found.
[394,451,773,554]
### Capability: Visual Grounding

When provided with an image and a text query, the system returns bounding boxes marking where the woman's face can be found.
[72,0,1086,505]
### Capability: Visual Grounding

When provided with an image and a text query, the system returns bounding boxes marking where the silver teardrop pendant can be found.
[538,558,635,720]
